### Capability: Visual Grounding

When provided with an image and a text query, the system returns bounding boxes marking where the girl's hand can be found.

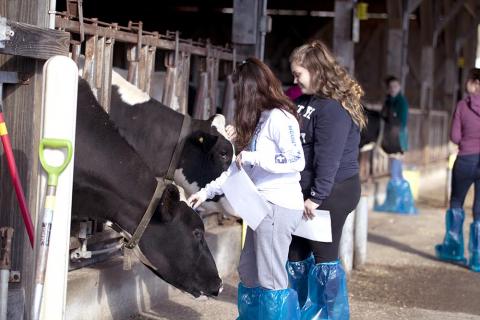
[187,191,207,209]
[304,199,319,220]
[235,152,244,169]
[226,125,237,141]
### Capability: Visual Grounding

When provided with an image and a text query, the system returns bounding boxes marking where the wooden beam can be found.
[407,0,424,14]
[56,16,238,62]
[0,16,69,60]
[433,0,466,47]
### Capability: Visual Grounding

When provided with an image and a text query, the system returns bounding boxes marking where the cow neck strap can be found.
[165,115,191,182]
[124,178,165,250]
[123,115,191,252]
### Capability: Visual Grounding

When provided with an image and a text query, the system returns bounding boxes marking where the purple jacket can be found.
[451,94,480,155]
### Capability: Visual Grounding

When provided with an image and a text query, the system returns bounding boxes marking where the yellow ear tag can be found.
[199,137,204,143]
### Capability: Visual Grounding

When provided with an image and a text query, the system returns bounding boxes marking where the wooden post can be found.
[83,32,97,87]
[193,72,210,120]
[98,28,116,112]
[419,0,435,164]
[353,195,369,269]
[126,44,138,86]
[0,0,57,313]
[386,0,403,79]
[232,0,268,60]
[443,0,458,112]
[206,45,219,117]
[222,74,235,125]
[333,0,355,73]
[339,211,355,273]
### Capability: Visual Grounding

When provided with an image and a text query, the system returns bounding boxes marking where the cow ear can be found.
[209,114,229,139]
[158,184,180,222]
[190,131,218,152]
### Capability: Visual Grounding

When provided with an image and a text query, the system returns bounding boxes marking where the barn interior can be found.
[0,0,478,319]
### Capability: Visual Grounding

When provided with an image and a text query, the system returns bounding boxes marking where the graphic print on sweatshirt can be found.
[248,111,303,166]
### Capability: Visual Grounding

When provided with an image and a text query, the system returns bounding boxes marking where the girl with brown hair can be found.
[286,40,366,320]
[188,57,306,319]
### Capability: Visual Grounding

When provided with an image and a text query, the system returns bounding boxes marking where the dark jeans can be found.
[288,174,361,264]
[451,154,480,221]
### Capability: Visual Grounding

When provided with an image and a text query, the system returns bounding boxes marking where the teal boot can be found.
[287,255,315,308]
[301,261,349,320]
[237,283,300,320]
[468,221,480,272]
[435,208,467,264]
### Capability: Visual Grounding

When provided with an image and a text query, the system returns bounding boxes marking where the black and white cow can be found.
[73,78,222,297]
[359,107,402,154]
[97,71,236,216]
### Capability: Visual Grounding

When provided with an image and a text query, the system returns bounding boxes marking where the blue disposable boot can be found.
[287,255,315,308]
[435,208,467,264]
[374,158,417,214]
[237,283,300,320]
[468,221,480,272]
[301,261,349,320]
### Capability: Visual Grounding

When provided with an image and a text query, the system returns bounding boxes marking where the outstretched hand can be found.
[187,191,207,209]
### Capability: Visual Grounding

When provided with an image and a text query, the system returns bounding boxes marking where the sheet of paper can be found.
[221,167,271,230]
[293,210,332,242]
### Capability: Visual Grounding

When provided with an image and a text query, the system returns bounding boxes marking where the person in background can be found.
[188,58,306,319]
[287,40,365,320]
[435,68,480,272]
[374,76,417,214]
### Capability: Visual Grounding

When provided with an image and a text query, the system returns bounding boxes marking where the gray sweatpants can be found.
[238,202,303,290]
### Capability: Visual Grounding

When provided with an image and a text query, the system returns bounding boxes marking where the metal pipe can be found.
[0,270,8,320]
[48,0,56,28]
[0,227,13,320]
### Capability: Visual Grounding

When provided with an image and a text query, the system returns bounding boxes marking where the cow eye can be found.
[220,151,228,160]
[193,229,204,240]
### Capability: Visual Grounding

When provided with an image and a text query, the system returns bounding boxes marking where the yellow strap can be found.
[0,123,7,136]
[45,195,56,210]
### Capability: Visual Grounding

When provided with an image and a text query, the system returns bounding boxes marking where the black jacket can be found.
[295,95,360,204]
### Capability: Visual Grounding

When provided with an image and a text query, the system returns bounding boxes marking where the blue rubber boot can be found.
[287,255,315,308]
[301,261,349,320]
[435,208,467,264]
[468,221,480,272]
[374,158,417,214]
[237,283,300,320]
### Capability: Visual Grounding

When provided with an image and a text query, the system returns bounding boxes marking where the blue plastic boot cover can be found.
[435,208,467,264]
[390,158,403,180]
[237,283,300,320]
[301,261,349,320]
[374,178,417,214]
[469,221,480,272]
[287,255,315,308]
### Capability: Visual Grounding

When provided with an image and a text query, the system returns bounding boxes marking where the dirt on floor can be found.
[133,183,480,320]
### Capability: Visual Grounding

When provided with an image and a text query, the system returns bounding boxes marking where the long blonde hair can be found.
[290,40,367,129]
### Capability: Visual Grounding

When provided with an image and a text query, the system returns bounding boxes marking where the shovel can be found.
[32,138,72,320]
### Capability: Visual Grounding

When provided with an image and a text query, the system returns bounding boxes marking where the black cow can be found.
[73,78,222,297]
[359,107,402,154]
[102,71,236,216]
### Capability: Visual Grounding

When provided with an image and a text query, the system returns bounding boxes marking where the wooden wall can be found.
[0,0,50,311]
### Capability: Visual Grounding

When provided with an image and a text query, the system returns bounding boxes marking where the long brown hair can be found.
[290,40,367,129]
[232,57,298,151]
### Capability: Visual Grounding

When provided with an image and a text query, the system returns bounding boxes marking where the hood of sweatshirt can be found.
[467,94,480,117]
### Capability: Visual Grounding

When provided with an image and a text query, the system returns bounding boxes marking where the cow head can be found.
[175,115,237,216]
[140,184,222,297]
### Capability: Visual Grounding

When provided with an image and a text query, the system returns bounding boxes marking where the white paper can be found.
[221,167,271,230]
[293,210,332,242]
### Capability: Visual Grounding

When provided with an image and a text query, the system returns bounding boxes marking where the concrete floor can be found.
[132,175,480,320]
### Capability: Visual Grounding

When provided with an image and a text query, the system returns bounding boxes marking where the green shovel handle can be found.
[39,138,73,186]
